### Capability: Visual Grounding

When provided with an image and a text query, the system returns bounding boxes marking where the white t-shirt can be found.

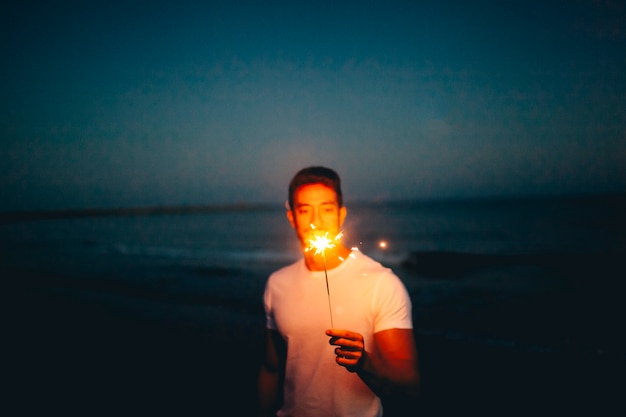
[264,250,413,417]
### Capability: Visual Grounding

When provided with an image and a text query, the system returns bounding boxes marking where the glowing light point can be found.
[307,232,335,256]
[305,225,343,256]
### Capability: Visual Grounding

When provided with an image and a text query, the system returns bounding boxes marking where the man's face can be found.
[287,183,347,250]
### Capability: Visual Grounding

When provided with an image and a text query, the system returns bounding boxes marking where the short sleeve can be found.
[372,270,413,332]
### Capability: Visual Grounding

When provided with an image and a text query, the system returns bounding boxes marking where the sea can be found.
[2,194,626,359]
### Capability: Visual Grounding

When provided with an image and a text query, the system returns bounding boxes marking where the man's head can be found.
[287,166,343,211]
[286,166,347,253]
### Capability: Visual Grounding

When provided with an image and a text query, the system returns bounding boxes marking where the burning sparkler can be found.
[306,225,343,327]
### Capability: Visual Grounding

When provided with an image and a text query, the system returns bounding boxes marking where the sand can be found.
[4,267,624,417]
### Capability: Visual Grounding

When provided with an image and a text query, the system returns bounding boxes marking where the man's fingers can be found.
[335,347,360,357]
[329,336,362,348]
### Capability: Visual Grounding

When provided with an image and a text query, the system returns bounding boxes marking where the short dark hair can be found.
[288,166,343,210]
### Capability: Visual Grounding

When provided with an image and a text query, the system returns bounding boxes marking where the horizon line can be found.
[2,191,624,223]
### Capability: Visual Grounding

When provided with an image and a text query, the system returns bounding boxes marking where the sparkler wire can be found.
[306,226,339,328]
[322,251,334,328]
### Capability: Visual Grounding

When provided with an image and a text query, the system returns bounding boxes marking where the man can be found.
[257,166,419,417]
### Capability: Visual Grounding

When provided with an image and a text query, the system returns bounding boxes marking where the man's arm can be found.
[327,327,420,399]
[257,329,285,417]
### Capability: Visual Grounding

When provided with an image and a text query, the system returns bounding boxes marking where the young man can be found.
[257,166,419,417]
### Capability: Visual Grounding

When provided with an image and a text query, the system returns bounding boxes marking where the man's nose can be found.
[311,209,323,228]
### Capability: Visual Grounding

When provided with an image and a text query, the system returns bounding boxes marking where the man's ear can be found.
[339,206,347,227]
[286,209,296,229]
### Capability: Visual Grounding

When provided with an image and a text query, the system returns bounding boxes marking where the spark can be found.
[306,225,343,256]
[307,232,335,255]
[306,226,343,256]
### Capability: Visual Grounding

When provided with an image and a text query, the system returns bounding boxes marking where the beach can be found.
[6,270,266,416]
[6,254,624,417]
[3,195,625,416]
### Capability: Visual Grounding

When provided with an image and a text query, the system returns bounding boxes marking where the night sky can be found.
[2,0,625,211]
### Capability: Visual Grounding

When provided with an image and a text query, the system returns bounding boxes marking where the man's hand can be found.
[326,329,366,372]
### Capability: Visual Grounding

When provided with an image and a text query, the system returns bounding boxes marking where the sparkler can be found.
[306,225,343,328]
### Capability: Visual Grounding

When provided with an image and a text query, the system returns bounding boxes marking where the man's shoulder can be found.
[350,250,392,273]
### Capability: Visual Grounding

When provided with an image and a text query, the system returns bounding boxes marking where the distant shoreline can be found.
[2,192,624,223]
[0,202,280,223]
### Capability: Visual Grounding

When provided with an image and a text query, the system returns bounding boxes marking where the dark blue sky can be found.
[2,0,625,211]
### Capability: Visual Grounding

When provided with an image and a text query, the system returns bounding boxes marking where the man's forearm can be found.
[257,365,281,417]
[356,351,420,399]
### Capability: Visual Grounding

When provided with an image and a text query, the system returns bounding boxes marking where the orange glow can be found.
[306,225,343,256]
[378,240,388,249]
